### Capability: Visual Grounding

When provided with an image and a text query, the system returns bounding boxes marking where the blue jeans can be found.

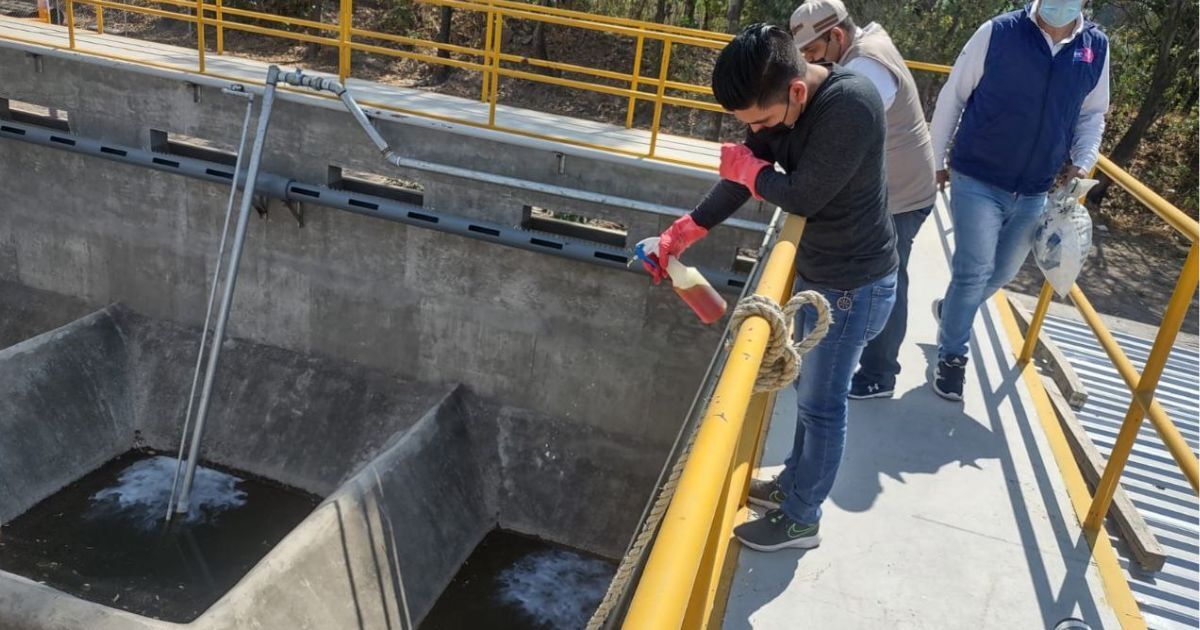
[938,172,1046,359]
[777,271,897,524]
[854,206,932,388]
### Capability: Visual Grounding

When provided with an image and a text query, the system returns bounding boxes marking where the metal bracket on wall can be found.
[252,194,269,218]
[286,200,304,227]
[26,52,43,73]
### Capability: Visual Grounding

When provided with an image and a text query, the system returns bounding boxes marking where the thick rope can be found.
[727,291,832,393]
[585,290,832,629]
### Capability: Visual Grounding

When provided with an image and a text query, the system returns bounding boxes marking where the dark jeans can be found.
[853,205,933,388]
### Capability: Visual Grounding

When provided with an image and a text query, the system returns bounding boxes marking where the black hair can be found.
[711,23,807,111]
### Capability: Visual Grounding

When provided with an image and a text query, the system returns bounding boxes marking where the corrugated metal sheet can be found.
[1040,316,1199,630]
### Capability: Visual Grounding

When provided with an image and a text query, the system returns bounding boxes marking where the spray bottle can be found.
[633,237,727,324]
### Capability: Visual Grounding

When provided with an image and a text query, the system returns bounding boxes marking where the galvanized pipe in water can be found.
[165,84,256,523]
[174,66,282,515]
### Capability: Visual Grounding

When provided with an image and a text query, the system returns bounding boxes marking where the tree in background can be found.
[1087,0,1197,211]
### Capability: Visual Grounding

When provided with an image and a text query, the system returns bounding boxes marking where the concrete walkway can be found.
[724,194,1121,629]
[0,17,721,170]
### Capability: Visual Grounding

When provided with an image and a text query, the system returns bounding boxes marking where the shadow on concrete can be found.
[718,547,820,630]
[933,198,1107,627]
[830,342,1003,515]
[722,199,1110,629]
[972,306,1106,627]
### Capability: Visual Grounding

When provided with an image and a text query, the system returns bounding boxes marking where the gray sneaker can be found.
[734,509,820,552]
[748,477,787,510]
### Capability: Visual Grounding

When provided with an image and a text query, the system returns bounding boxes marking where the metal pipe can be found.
[274,70,766,231]
[175,66,282,514]
[599,208,783,630]
[1068,283,1200,496]
[1084,241,1200,529]
[165,84,255,524]
[0,119,751,289]
[623,214,806,629]
[1018,280,1054,365]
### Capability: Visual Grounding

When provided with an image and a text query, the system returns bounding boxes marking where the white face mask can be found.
[1038,0,1082,28]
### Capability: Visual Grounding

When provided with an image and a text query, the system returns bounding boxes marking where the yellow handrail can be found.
[623,215,805,629]
[7,10,1198,627]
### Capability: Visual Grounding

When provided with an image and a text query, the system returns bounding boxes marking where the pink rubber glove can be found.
[642,214,708,284]
[719,143,770,200]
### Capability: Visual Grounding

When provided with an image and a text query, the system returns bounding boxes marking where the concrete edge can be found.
[0,23,722,183]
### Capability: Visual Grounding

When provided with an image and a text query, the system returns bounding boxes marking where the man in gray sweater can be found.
[642,24,897,551]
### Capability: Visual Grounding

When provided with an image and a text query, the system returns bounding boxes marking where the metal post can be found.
[487,14,503,127]
[1018,280,1054,365]
[166,85,254,524]
[1084,241,1200,529]
[195,0,206,73]
[647,40,672,158]
[215,0,224,54]
[66,0,76,48]
[95,2,103,34]
[481,3,494,102]
[338,0,352,82]
[175,66,281,515]
[625,35,644,129]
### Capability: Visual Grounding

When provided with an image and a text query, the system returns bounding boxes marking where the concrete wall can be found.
[0,281,93,351]
[116,308,454,495]
[0,44,750,449]
[0,305,666,628]
[0,308,132,522]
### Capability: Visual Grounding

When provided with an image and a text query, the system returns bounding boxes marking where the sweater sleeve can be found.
[752,90,879,217]
[688,180,753,229]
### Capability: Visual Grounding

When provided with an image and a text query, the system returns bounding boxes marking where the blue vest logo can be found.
[1073,47,1095,63]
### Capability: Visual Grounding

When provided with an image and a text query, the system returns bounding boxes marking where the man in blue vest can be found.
[929,0,1109,400]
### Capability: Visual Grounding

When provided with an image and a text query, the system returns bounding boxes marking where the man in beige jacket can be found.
[789,0,938,400]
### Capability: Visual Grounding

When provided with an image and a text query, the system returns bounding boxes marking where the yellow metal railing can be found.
[28,0,738,168]
[623,64,1196,630]
[6,9,1197,626]
[1014,156,1200,526]
[623,214,804,629]
[23,0,946,170]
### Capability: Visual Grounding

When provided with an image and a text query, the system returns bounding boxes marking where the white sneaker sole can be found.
[737,534,822,552]
[847,389,894,400]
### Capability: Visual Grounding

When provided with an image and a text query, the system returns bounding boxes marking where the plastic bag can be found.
[1033,178,1098,297]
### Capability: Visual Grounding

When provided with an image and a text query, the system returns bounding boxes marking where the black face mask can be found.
[747,98,793,143]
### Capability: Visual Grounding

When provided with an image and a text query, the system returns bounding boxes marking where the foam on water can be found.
[496,549,613,629]
[88,455,247,530]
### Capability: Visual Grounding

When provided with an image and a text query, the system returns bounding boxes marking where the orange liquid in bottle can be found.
[673,283,727,324]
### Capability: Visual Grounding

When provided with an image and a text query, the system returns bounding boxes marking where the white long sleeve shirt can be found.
[929,11,1110,172]
[842,28,899,110]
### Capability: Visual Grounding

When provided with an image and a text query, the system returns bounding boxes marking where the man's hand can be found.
[642,215,708,284]
[936,169,950,192]
[719,144,771,200]
[1055,164,1087,190]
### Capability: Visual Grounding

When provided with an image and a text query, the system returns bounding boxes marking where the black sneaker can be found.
[933,298,943,322]
[933,355,967,401]
[734,509,820,552]
[748,477,787,510]
[848,375,895,400]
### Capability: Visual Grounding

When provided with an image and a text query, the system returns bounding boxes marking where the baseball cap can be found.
[789,0,849,49]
